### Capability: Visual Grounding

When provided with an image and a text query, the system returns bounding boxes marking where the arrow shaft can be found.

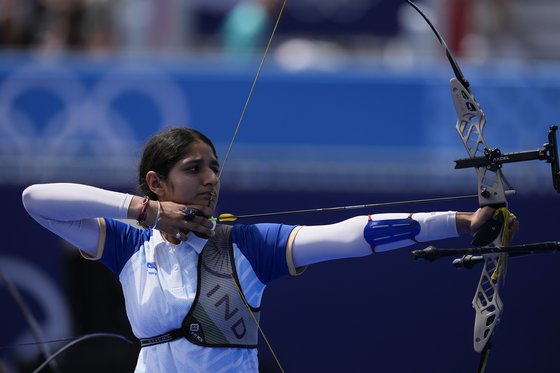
[220,193,482,221]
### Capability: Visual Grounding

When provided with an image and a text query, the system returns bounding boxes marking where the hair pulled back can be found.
[138,127,217,200]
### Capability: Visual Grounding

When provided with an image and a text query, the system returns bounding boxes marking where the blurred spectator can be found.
[36,0,83,52]
[114,0,196,53]
[466,0,524,60]
[221,0,276,55]
[1,0,114,53]
[2,0,560,60]
[0,0,40,47]
[80,0,116,54]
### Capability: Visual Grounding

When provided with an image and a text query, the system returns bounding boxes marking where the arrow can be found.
[214,192,515,222]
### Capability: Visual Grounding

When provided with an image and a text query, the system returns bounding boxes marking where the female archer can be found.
[22,127,514,372]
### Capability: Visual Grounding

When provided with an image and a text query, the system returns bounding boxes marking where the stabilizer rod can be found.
[412,241,560,265]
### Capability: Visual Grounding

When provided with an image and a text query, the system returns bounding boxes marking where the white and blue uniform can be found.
[96,218,297,373]
[22,183,461,373]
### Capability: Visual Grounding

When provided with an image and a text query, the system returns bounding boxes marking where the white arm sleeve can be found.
[291,211,458,268]
[22,183,133,256]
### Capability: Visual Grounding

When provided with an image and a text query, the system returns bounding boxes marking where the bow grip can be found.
[471,210,505,247]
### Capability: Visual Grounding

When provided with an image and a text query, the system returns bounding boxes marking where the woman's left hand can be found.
[467,206,520,240]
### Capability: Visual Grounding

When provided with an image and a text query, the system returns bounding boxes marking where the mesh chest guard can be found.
[183,224,261,348]
[139,224,261,349]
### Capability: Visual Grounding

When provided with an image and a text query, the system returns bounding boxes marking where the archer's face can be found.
[160,140,220,211]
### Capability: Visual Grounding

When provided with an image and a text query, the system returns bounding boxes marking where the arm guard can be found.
[291,211,458,267]
[364,215,420,252]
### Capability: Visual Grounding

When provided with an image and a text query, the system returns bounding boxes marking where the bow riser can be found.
[450,76,510,357]
[451,78,509,208]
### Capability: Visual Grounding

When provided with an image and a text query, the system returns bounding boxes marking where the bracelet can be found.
[136,196,150,229]
[152,200,162,230]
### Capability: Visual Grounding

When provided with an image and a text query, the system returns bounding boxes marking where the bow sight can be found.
[455,125,560,195]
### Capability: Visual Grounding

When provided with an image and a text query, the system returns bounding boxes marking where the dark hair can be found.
[138,127,217,200]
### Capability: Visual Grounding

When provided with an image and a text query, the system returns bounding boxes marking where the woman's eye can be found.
[183,163,219,174]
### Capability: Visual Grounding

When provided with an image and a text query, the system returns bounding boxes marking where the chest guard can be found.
[139,224,261,349]
[183,224,260,348]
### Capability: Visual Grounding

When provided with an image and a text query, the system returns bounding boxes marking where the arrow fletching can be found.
[217,213,238,222]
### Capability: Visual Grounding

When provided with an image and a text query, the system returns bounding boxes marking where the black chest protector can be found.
[139,225,261,348]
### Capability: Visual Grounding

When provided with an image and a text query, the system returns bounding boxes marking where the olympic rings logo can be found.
[0,60,190,183]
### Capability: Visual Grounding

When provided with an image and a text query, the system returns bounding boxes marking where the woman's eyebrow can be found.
[181,157,219,167]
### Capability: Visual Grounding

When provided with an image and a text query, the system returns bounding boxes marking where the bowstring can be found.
[218,0,288,179]
[218,0,288,371]
[230,275,285,372]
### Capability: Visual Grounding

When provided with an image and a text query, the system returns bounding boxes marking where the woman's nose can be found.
[204,167,219,185]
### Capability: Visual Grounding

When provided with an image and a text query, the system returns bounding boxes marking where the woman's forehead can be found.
[181,141,218,160]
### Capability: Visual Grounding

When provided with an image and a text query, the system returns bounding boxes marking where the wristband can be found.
[152,200,162,229]
[137,196,150,229]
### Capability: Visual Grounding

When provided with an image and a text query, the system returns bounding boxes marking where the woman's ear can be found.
[146,171,166,197]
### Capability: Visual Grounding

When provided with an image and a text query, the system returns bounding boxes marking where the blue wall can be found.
[1,54,559,191]
[2,53,560,372]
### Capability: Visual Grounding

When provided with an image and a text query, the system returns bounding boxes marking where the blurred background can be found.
[2,0,560,372]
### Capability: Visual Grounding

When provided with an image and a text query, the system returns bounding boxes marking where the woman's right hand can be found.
[155,201,215,240]
[130,196,215,241]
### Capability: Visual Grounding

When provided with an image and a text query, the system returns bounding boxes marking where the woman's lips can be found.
[197,191,217,206]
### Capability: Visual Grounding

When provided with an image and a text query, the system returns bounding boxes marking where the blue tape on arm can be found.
[363,218,420,251]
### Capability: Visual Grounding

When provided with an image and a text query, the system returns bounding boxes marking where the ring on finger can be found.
[181,207,200,222]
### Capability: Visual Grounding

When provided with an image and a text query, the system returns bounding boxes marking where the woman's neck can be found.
[161,231,183,245]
